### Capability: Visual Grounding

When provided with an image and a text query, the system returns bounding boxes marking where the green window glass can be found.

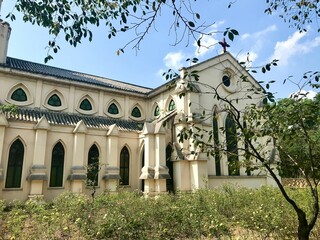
[108,103,119,115]
[87,145,99,186]
[166,144,174,192]
[213,112,221,176]
[48,94,62,107]
[168,99,176,111]
[120,147,130,185]
[154,105,160,117]
[5,139,24,188]
[131,106,141,118]
[80,98,92,111]
[11,88,27,102]
[49,142,65,187]
[226,113,239,176]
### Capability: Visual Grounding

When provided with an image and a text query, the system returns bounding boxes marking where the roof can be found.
[1,57,152,95]
[5,107,144,132]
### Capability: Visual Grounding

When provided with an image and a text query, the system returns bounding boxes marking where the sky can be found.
[1,0,319,99]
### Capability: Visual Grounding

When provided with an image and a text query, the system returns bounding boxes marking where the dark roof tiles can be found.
[3,57,152,95]
[6,107,143,132]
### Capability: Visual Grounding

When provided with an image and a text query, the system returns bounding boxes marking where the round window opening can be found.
[222,75,231,87]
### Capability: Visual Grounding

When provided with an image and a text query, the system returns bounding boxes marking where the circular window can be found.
[222,75,231,87]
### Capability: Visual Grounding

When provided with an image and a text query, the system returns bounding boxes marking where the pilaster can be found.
[0,113,8,180]
[103,124,121,191]
[28,116,50,198]
[154,122,170,193]
[68,120,87,193]
[139,122,155,193]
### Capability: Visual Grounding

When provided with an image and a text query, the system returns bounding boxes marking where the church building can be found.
[0,20,277,201]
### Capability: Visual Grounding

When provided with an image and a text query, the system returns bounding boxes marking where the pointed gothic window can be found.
[80,98,92,111]
[120,147,130,185]
[131,106,142,118]
[49,142,65,187]
[226,113,239,176]
[11,88,27,102]
[5,139,24,188]
[154,105,160,117]
[168,99,176,111]
[87,145,99,186]
[108,103,119,115]
[48,94,62,107]
[213,112,221,176]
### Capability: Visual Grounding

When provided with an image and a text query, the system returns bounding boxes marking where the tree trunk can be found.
[297,210,311,240]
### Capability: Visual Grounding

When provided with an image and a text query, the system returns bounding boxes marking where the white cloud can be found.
[193,21,224,57]
[163,51,186,70]
[270,30,320,66]
[289,90,317,99]
[241,25,277,41]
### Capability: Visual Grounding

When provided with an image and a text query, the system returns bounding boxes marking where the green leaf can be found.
[228,32,234,41]
[188,21,195,28]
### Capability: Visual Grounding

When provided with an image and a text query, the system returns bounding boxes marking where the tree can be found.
[2,0,238,62]
[265,0,320,33]
[274,94,320,178]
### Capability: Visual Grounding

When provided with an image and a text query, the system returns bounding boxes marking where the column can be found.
[139,122,155,194]
[103,124,120,191]
[27,116,50,198]
[68,120,87,193]
[154,122,170,193]
[0,113,8,180]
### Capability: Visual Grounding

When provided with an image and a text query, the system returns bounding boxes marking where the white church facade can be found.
[0,20,276,201]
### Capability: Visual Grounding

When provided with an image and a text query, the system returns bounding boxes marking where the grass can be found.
[0,186,319,239]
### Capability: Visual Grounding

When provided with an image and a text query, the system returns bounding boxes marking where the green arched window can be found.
[131,106,141,118]
[48,94,62,107]
[213,112,221,176]
[168,99,176,111]
[80,98,92,111]
[154,105,160,117]
[108,103,119,115]
[5,139,24,188]
[87,145,99,186]
[120,146,130,185]
[11,88,27,102]
[226,113,239,176]
[49,142,65,187]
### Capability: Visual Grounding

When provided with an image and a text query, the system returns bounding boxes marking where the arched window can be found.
[5,139,24,188]
[154,105,160,117]
[166,144,174,192]
[168,99,176,111]
[87,145,99,186]
[226,113,239,176]
[49,142,65,187]
[79,98,92,111]
[213,111,221,176]
[48,94,62,107]
[120,146,130,185]
[108,103,119,115]
[131,106,142,118]
[11,88,27,102]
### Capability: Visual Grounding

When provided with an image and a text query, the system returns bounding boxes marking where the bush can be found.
[0,186,319,239]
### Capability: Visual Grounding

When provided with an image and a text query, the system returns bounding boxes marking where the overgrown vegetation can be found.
[1,186,319,239]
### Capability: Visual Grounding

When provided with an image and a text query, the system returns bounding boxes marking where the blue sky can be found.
[1,0,319,99]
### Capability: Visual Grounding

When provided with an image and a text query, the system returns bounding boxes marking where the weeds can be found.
[0,186,319,239]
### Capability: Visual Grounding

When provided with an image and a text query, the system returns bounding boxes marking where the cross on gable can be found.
[219,38,230,53]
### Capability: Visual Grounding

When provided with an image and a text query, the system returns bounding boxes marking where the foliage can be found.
[4,0,238,62]
[1,187,320,239]
[268,94,320,178]
[265,0,320,33]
